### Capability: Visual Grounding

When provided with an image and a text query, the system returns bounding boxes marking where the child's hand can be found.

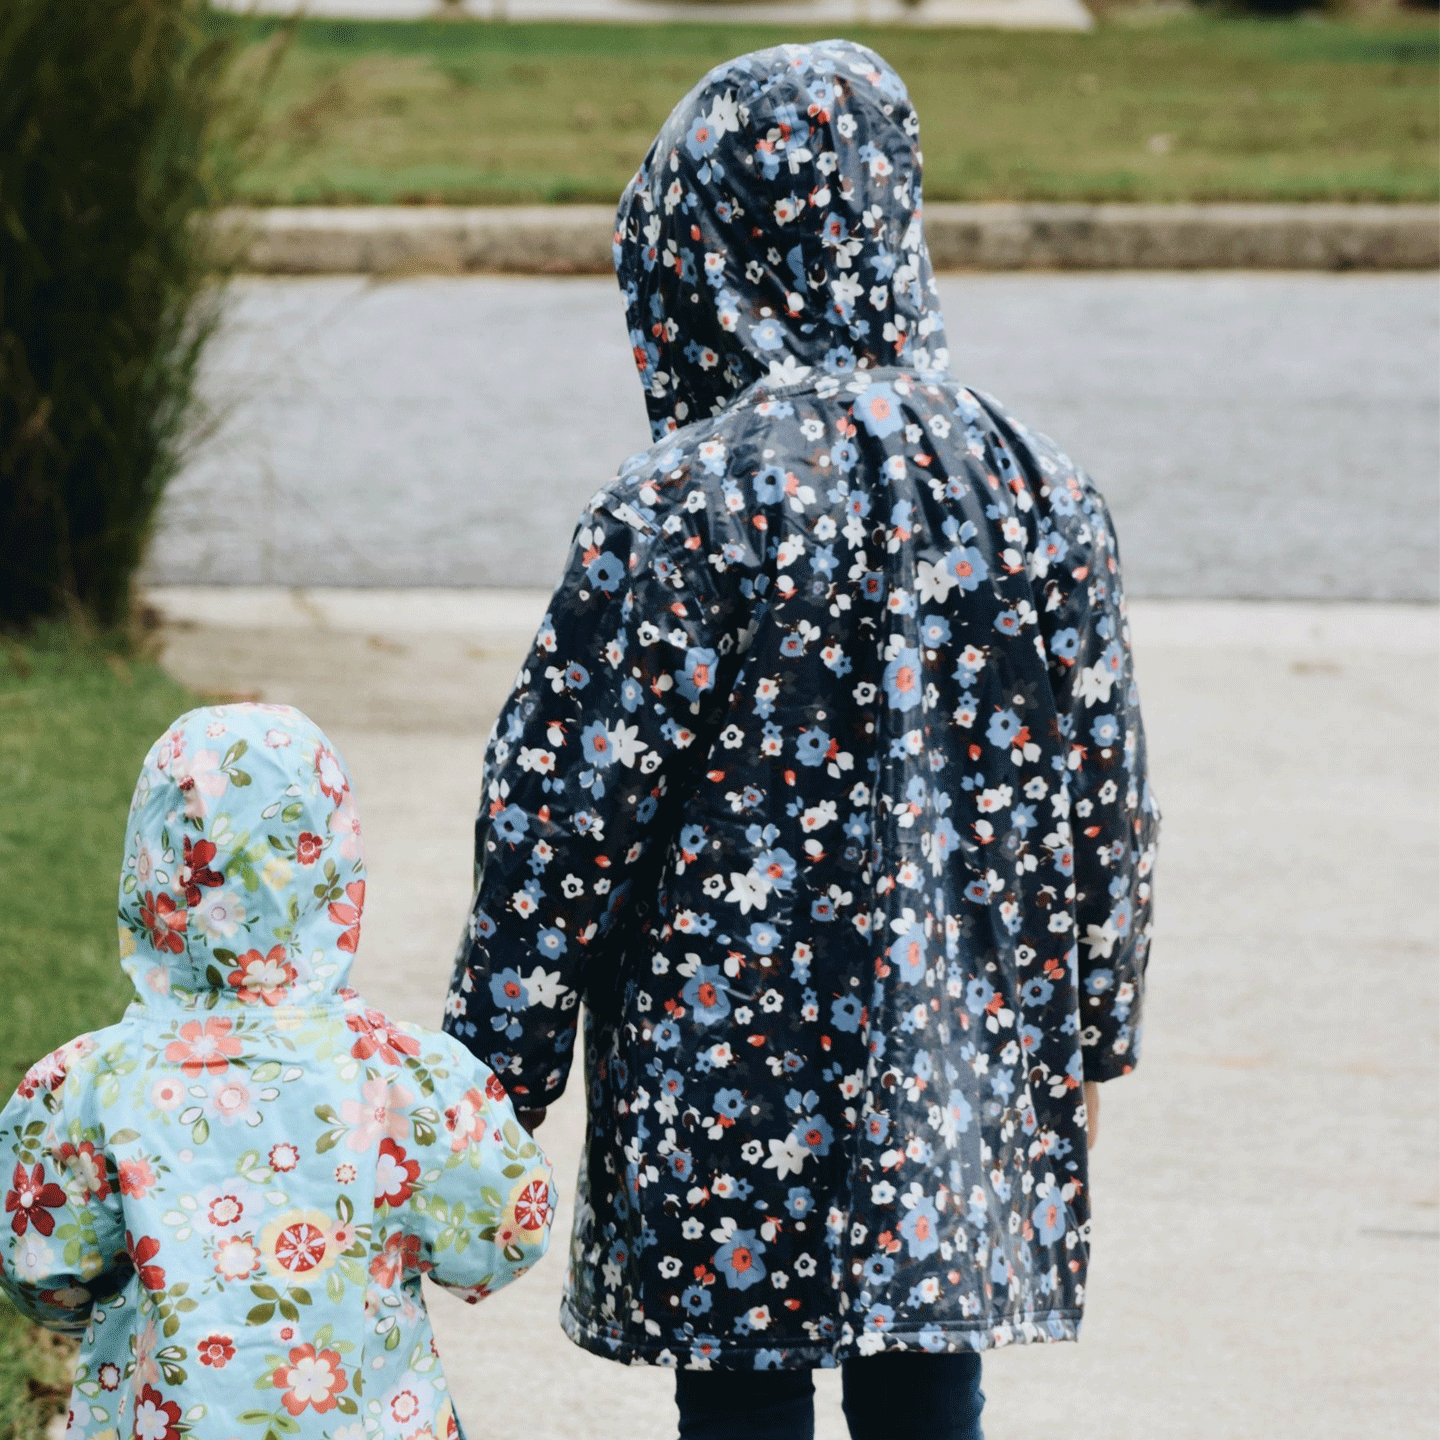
[1083,1081,1100,1150]
[517,1107,548,1132]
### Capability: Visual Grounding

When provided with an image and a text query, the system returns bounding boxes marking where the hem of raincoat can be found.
[559,1296,1082,1369]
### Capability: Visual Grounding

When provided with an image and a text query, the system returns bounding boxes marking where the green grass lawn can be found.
[0,634,199,1440]
[213,12,1439,206]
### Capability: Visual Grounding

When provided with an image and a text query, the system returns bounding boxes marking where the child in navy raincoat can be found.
[443,40,1159,1440]
[1,703,555,1440]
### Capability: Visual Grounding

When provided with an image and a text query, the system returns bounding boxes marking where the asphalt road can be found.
[148,273,1440,600]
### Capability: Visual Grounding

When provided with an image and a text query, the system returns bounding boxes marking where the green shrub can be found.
[0,1,241,631]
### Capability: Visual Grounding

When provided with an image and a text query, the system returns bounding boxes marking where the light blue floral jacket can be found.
[1,704,555,1440]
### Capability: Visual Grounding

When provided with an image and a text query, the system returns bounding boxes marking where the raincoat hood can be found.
[118,703,365,1007]
[614,39,950,439]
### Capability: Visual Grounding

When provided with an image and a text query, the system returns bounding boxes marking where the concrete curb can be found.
[218,202,1440,274]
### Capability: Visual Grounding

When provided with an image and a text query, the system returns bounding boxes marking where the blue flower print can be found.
[792,1114,834,1156]
[1032,1192,1068,1245]
[686,113,721,159]
[1090,713,1121,747]
[755,847,796,891]
[679,646,719,702]
[796,728,831,767]
[855,383,905,438]
[489,968,528,1012]
[715,1087,747,1119]
[986,709,1023,748]
[582,721,617,768]
[683,965,733,1026]
[716,1229,768,1291]
[864,1254,896,1286]
[444,38,1158,1376]
[754,464,789,504]
[882,648,924,712]
[785,1186,816,1219]
[890,919,928,983]
[945,1088,973,1135]
[536,927,568,960]
[586,551,625,593]
[943,545,989,592]
[1021,977,1055,1006]
[751,318,786,352]
[748,921,782,954]
[919,615,951,648]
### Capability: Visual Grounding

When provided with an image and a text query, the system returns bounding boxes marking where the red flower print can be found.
[314,744,349,803]
[274,1343,348,1416]
[374,1138,421,1209]
[197,1332,235,1368]
[269,1142,299,1173]
[163,1016,241,1077]
[180,836,224,907]
[118,1158,157,1198]
[388,1390,422,1426]
[484,1073,508,1103]
[54,1141,109,1203]
[140,890,187,954]
[295,831,325,867]
[276,1222,326,1273]
[15,1045,71,1100]
[125,1231,167,1291]
[369,1230,424,1287]
[345,1006,419,1066]
[328,879,365,954]
[5,1161,66,1236]
[512,1177,554,1233]
[226,946,297,1006]
[443,1087,487,1154]
[212,1235,262,1283]
[132,1384,182,1440]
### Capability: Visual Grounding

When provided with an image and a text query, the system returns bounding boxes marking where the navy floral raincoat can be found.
[444,39,1159,1370]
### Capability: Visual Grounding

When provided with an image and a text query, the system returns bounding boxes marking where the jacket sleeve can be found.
[442,490,742,1106]
[0,1042,128,1334]
[1019,446,1160,1083]
[402,1037,555,1301]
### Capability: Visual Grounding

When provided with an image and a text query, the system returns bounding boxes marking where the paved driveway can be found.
[150,584,1440,1440]
[148,273,1439,600]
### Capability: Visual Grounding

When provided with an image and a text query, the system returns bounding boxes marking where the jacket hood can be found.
[118,703,366,1008]
[614,39,950,439]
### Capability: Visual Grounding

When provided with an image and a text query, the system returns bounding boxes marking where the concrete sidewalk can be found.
[221,203,1440,275]
[148,586,1440,1440]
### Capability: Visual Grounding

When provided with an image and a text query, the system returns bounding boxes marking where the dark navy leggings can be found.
[675,1351,984,1440]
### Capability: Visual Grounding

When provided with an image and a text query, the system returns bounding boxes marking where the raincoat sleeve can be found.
[405,1037,555,1301]
[443,492,742,1106]
[1036,479,1160,1083]
[0,1045,128,1334]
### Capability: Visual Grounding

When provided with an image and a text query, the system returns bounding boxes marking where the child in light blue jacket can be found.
[0,703,554,1440]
